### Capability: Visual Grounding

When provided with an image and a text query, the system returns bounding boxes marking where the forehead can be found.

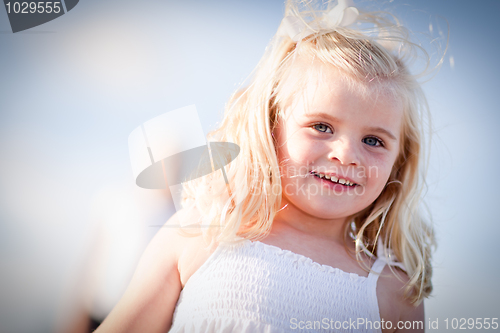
[279,59,404,133]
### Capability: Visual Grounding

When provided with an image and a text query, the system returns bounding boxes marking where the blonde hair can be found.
[182,0,439,305]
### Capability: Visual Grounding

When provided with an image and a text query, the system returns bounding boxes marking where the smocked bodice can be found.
[169,239,386,333]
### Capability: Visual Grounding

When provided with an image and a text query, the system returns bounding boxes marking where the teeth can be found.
[313,173,355,186]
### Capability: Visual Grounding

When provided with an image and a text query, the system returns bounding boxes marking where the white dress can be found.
[169,239,389,333]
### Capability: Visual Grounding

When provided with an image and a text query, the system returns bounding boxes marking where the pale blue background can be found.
[1,0,499,332]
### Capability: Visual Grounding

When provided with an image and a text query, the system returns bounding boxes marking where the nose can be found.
[327,137,361,166]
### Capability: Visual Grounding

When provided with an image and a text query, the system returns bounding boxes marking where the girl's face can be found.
[275,65,403,223]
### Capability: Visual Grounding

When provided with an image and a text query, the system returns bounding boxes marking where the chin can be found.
[295,201,350,220]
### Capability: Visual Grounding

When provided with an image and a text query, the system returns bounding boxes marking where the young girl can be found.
[97,0,436,332]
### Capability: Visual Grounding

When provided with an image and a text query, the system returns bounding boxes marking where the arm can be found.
[395,300,425,333]
[378,266,425,333]
[95,211,187,333]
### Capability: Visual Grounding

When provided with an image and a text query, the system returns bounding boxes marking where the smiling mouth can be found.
[310,171,358,187]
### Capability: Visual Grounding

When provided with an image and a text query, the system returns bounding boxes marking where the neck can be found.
[272,197,349,246]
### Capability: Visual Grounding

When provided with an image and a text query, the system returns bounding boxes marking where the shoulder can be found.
[134,208,200,274]
[377,265,425,333]
[145,207,217,278]
[95,207,211,332]
[162,208,219,287]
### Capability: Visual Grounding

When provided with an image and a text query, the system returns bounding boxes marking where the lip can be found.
[309,170,361,187]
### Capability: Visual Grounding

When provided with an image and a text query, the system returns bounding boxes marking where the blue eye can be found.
[312,124,333,133]
[363,136,383,147]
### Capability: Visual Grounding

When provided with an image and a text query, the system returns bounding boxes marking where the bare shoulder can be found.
[133,207,202,275]
[152,207,217,287]
[170,211,219,287]
[377,265,425,333]
[95,208,214,333]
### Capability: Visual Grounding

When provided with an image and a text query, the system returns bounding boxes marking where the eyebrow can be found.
[304,112,398,141]
[365,126,397,141]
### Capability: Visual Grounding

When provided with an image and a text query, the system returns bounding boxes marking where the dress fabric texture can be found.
[169,239,388,333]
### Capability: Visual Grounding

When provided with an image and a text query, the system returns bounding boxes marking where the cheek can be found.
[277,129,317,164]
[365,154,396,187]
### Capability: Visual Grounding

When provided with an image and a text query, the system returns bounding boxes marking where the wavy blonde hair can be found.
[182,0,439,305]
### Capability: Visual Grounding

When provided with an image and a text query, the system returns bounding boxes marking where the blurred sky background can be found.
[1,0,499,332]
